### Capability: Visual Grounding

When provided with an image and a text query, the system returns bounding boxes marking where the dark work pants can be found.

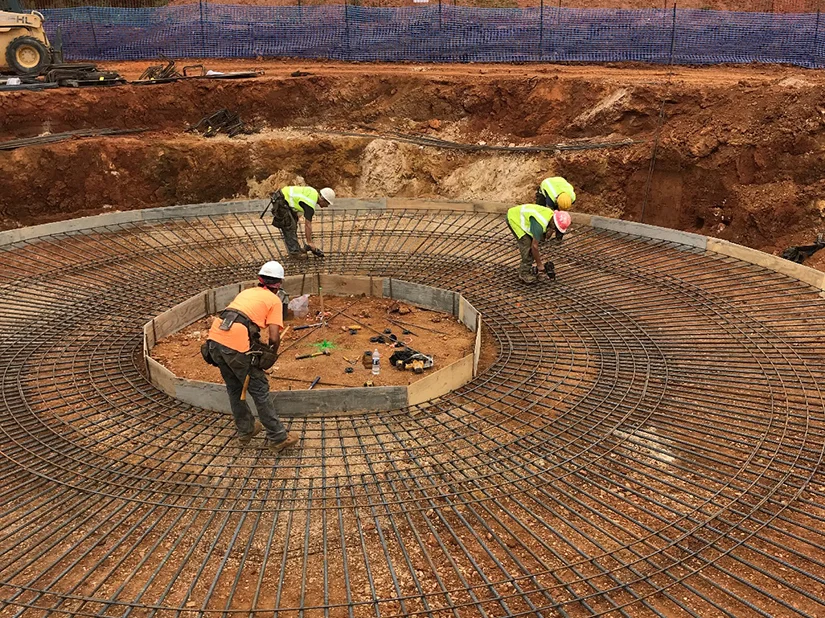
[272,195,303,255]
[208,341,287,442]
[508,221,538,284]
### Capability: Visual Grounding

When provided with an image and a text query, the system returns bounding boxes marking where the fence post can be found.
[815,4,821,69]
[439,0,442,29]
[668,1,677,63]
[539,0,544,61]
[86,7,99,57]
[198,0,206,55]
[344,0,350,55]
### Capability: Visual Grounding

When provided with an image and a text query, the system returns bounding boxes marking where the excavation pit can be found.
[146,275,484,415]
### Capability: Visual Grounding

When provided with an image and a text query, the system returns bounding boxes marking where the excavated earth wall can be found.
[2,61,825,266]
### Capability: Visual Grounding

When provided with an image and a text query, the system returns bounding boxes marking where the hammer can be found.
[295,349,331,360]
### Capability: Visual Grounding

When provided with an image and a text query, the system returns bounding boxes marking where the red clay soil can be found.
[151,294,493,391]
[2,60,825,269]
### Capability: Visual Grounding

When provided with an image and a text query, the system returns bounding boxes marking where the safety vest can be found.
[507,204,554,239]
[540,177,576,205]
[280,186,319,216]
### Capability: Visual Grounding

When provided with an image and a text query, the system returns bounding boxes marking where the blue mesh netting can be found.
[41,5,825,67]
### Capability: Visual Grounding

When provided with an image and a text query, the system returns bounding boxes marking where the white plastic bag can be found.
[288,294,310,318]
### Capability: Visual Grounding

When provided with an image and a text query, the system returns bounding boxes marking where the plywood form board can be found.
[176,380,237,415]
[385,279,458,314]
[473,315,482,378]
[458,296,479,332]
[152,292,209,339]
[319,274,384,297]
[146,356,180,397]
[272,386,408,416]
[407,354,474,406]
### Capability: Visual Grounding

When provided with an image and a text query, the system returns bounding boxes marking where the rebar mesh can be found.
[1,208,824,617]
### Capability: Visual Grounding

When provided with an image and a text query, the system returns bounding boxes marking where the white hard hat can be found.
[320,187,335,206]
[258,261,285,279]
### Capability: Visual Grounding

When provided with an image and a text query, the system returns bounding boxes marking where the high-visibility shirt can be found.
[539,177,576,205]
[207,287,284,353]
[281,186,319,218]
[507,204,554,240]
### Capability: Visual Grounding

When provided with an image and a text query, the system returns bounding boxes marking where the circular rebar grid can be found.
[1,207,824,618]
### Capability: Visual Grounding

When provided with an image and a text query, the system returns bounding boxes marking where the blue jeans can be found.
[208,341,287,441]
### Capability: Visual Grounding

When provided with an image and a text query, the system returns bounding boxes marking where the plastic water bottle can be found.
[372,349,381,375]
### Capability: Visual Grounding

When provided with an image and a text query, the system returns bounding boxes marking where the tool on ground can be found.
[390,349,434,373]
[295,349,331,360]
[363,380,374,387]
[308,376,321,389]
[345,367,354,374]
[304,244,325,257]
[294,322,323,331]
[240,374,251,401]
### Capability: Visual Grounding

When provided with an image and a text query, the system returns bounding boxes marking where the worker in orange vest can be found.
[203,261,298,453]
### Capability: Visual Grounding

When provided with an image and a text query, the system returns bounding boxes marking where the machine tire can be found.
[6,36,50,75]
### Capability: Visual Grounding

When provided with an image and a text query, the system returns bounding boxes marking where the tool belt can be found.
[200,310,278,370]
[270,193,297,230]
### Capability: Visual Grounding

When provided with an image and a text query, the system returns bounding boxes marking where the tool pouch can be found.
[200,341,218,366]
[248,341,278,370]
[270,195,293,230]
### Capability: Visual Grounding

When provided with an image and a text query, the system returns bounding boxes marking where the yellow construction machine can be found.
[1,0,59,75]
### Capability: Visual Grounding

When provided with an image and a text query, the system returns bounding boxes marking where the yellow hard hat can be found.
[556,192,572,210]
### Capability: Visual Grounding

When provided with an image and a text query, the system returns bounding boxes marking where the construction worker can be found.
[203,261,298,452]
[268,185,335,259]
[535,176,576,211]
[507,204,571,284]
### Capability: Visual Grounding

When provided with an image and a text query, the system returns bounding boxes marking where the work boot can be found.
[238,420,264,445]
[288,251,308,260]
[518,273,539,285]
[265,433,300,453]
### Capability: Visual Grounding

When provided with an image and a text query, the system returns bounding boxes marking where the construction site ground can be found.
[3,53,825,618]
[151,293,494,390]
[3,59,825,271]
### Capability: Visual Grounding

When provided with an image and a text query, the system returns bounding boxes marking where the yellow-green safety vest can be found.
[280,186,319,216]
[507,204,554,239]
[540,177,576,205]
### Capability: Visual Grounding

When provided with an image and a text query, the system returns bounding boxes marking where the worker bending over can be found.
[507,204,571,285]
[536,176,575,211]
[269,185,335,259]
[202,261,298,452]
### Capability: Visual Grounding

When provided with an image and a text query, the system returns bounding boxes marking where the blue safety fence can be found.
[41,5,825,67]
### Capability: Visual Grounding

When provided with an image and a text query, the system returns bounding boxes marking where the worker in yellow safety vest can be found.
[536,176,575,211]
[507,204,571,284]
[266,186,335,259]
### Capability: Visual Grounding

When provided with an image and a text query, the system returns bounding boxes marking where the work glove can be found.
[544,261,556,280]
[304,244,325,257]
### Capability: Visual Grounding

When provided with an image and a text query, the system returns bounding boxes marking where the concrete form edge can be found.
[4,198,822,294]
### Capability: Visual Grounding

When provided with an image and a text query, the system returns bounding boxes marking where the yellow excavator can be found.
[0,0,60,75]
